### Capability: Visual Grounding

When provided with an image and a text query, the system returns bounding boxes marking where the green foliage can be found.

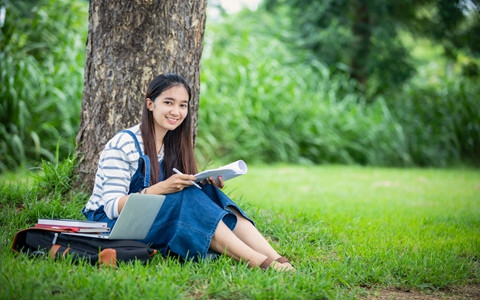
[1,165,479,298]
[33,148,80,197]
[197,9,479,167]
[0,0,87,172]
[262,0,480,97]
[389,77,480,166]
[0,1,478,171]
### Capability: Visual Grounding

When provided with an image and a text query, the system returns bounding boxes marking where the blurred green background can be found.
[1,0,479,174]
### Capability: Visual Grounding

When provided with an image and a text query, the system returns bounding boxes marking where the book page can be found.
[194,160,247,182]
[37,218,108,228]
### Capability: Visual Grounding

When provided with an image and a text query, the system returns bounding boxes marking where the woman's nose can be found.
[170,105,181,115]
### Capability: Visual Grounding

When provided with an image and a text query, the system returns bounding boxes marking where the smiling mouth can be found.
[166,117,179,124]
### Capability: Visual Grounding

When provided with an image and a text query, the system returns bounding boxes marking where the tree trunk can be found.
[350,0,371,90]
[75,0,206,189]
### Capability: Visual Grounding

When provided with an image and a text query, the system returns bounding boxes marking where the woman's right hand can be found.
[153,173,197,194]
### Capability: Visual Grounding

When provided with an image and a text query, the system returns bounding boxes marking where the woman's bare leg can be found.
[210,220,289,271]
[232,213,281,258]
[230,209,295,270]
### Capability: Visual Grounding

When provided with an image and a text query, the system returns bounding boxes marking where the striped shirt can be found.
[84,124,164,219]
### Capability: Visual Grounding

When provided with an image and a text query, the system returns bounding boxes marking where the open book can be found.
[195,160,247,183]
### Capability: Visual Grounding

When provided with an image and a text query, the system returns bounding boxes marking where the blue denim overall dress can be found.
[84,129,252,261]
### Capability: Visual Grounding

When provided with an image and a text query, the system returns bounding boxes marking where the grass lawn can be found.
[1,164,479,299]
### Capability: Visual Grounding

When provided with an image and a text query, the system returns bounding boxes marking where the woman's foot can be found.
[274,256,296,272]
[259,256,296,272]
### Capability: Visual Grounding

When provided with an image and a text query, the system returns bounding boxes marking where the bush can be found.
[1,3,477,170]
[0,0,88,172]
[389,78,480,166]
[197,8,479,167]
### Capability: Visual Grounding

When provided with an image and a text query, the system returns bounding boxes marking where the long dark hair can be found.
[140,73,197,184]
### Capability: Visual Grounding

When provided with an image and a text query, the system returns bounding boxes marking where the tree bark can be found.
[75,0,206,189]
[350,0,371,90]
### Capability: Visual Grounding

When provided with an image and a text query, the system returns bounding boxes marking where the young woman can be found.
[83,73,294,271]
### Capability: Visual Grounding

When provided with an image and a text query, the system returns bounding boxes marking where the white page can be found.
[194,160,247,182]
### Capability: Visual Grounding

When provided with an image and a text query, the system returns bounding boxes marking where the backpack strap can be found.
[121,130,151,188]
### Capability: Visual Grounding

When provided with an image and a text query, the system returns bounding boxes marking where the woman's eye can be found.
[180,104,188,108]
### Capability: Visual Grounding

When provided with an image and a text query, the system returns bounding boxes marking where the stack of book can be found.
[35,218,110,233]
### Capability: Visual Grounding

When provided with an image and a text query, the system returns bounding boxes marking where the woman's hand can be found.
[154,173,197,194]
[203,175,225,189]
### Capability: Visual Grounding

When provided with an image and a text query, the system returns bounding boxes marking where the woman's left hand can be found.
[203,176,225,189]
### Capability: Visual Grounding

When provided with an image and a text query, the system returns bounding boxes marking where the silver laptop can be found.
[62,194,165,240]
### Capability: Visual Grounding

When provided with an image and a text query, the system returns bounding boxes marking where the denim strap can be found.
[121,130,144,156]
[121,130,151,188]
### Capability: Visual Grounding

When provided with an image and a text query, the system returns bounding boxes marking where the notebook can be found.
[62,194,165,240]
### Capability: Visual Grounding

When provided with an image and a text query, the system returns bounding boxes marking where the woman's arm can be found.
[117,173,197,214]
[96,137,135,219]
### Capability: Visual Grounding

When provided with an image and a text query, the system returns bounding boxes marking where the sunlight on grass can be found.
[1,164,479,298]
[227,165,480,290]
[229,164,478,213]
[0,168,36,187]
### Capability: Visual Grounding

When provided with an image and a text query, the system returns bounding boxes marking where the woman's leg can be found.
[232,212,281,258]
[210,221,290,271]
[229,209,295,270]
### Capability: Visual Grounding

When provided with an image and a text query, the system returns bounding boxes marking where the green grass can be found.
[1,163,479,299]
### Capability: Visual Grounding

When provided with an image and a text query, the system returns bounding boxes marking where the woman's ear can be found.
[146,98,154,111]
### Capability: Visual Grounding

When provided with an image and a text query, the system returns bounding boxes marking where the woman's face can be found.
[147,85,189,135]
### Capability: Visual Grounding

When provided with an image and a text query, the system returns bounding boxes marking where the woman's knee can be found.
[227,206,242,217]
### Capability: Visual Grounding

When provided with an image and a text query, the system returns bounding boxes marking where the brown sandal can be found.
[275,256,291,265]
[259,256,293,270]
[259,257,275,270]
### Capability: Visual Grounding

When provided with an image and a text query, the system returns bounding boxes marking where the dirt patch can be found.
[365,285,480,300]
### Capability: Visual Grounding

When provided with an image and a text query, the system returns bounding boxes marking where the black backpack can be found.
[11,228,157,267]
